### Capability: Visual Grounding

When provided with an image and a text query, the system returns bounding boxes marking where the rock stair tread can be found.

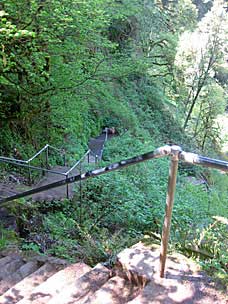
[126,277,196,304]
[0,261,39,295]
[117,242,228,304]
[46,263,111,304]
[83,275,141,304]
[17,262,91,304]
[0,256,24,281]
[116,242,197,303]
[0,256,14,268]
[1,242,227,304]
[0,263,59,304]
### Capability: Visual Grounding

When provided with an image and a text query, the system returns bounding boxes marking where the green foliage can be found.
[0,225,18,250]
[1,0,228,290]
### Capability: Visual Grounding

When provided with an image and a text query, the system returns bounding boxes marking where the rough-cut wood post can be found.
[160,148,180,278]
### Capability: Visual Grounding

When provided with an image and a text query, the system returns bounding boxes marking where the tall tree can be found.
[175,0,227,138]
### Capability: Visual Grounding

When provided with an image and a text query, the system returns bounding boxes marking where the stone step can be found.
[83,276,140,304]
[126,278,196,304]
[0,263,59,304]
[17,262,92,304]
[115,242,160,287]
[47,263,112,304]
[116,242,201,304]
[0,261,39,295]
[116,242,200,282]
[0,256,14,268]
[0,255,24,281]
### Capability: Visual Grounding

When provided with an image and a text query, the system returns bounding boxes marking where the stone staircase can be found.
[0,243,227,304]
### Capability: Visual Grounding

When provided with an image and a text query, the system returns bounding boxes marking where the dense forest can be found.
[0,0,228,290]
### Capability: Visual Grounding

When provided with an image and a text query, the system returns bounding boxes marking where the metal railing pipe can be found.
[65,150,90,175]
[0,158,66,176]
[47,144,64,153]
[0,145,172,205]
[0,144,65,166]
[1,144,228,280]
[180,152,228,172]
[27,145,48,163]
[0,156,28,164]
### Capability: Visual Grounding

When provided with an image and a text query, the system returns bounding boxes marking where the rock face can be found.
[0,243,227,304]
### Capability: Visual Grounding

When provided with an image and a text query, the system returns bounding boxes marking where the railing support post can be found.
[79,162,82,224]
[28,161,32,185]
[63,151,66,166]
[160,148,180,278]
[46,146,49,169]
[66,174,69,199]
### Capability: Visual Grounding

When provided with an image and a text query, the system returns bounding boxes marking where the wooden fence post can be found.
[160,147,180,278]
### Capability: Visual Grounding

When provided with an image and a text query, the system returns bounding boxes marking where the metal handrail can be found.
[65,149,91,198]
[47,144,64,153]
[1,145,227,278]
[0,144,92,197]
[0,144,65,164]
[0,144,66,184]
[27,144,49,163]
[1,145,227,203]
[65,150,90,175]
[0,156,28,164]
[0,158,66,176]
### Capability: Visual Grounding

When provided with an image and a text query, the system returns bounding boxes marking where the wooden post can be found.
[160,150,179,278]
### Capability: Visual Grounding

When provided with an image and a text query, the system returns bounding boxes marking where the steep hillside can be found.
[0,0,228,292]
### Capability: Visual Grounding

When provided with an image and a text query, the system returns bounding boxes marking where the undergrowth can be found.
[3,132,227,290]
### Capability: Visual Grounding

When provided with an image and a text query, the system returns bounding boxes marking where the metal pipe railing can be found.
[27,145,49,163]
[65,150,90,175]
[0,144,65,165]
[1,145,227,204]
[0,156,28,164]
[0,144,66,184]
[64,149,91,198]
[180,151,228,171]
[0,158,66,176]
[0,145,227,278]
[0,146,169,206]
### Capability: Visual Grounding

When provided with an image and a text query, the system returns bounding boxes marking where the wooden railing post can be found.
[160,147,180,278]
